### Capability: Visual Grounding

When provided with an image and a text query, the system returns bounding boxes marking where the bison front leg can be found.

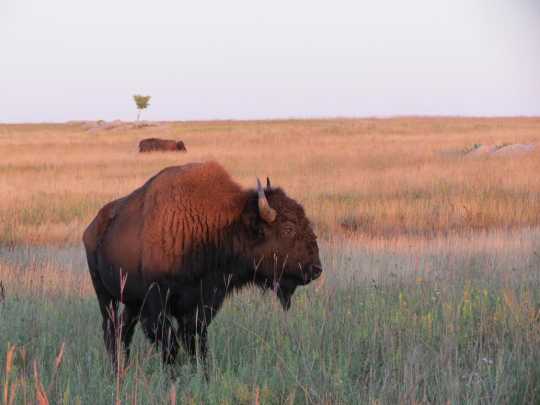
[179,313,210,380]
[180,323,208,365]
[141,286,179,366]
[142,312,179,365]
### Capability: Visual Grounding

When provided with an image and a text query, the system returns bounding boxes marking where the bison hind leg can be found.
[85,251,119,369]
[90,273,120,368]
[120,304,141,364]
[86,250,139,371]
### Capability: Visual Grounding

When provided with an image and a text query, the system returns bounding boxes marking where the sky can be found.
[1,0,539,122]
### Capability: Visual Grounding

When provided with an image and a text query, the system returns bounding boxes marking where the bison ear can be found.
[266,177,271,189]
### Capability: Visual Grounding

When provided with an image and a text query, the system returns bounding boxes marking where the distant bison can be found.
[83,162,322,373]
[138,138,186,152]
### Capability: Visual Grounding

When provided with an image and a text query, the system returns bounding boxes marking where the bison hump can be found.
[140,162,246,275]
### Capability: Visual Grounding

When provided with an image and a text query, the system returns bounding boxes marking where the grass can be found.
[2,235,540,403]
[1,117,540,245]
[2,117,540,403]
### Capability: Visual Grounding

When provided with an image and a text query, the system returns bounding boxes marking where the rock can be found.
[84,120,168,133]
[465,144,499,157]
[492,144,536,156]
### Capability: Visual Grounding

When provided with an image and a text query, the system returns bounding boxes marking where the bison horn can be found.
[266,177,271,189]
[257,178,277,223]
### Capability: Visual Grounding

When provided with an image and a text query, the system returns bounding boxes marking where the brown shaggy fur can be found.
[83,161,322,372]
[140,162,247,274]
[138,138,187,152]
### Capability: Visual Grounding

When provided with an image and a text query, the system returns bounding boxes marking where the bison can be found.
[83,161,322,374]
[139,138,187,152]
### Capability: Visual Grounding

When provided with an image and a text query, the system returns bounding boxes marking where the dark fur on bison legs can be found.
[140,285,180,366]
[98,300,140,372]
[87,251,133,372]
[88,257,122,371]
[178,316,209,380]
[120,305,140,363]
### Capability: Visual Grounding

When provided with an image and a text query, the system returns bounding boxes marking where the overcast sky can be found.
[1,0,539,122]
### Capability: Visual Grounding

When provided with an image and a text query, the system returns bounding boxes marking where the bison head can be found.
[176,141,187,152]
[248,178,323,310]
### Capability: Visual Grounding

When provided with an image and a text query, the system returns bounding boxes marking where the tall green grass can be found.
[2,240,540,404]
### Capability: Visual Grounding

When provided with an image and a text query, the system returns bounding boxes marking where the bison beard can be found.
[83,162,322,376]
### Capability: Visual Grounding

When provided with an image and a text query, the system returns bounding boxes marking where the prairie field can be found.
[2,117,540,404]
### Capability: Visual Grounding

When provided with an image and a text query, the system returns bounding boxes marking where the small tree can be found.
[133,94,151,121]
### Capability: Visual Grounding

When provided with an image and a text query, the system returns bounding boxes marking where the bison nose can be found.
[310,264,323,280]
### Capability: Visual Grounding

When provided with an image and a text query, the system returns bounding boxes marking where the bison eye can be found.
[281,222,297,239]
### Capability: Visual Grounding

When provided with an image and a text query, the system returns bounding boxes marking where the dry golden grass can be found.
[1,117,540,245]
[0,259,91,298]
[3,118,540,403]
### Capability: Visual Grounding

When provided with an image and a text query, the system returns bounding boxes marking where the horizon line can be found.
[2,114,540,125]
